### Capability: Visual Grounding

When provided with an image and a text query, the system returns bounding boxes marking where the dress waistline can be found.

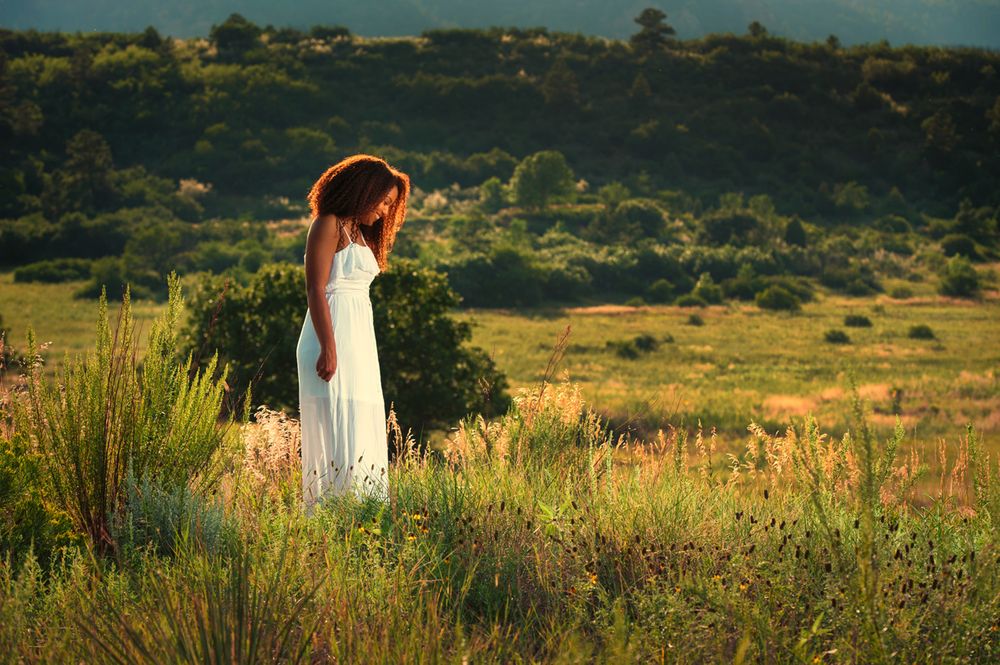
[325,281,370,297]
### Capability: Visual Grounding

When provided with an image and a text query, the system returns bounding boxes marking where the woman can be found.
[296,154,410,512]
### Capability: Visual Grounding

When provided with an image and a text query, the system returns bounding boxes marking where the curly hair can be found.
[306,153,411,271]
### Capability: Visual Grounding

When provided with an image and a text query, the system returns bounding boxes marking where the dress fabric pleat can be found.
[296,236,388,511]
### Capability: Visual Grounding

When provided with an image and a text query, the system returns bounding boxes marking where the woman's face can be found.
[358,184,399,226]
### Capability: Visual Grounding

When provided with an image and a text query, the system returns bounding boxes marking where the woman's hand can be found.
[316,345,337,381]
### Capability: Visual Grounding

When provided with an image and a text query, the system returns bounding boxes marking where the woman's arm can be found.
[304,216,340,379]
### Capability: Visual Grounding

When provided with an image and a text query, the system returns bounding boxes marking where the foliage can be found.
[844,314,872,327]
[13,257,92,283]
[509,150,575,210]
[182,260,510,440]
[755,284,801,311]
[907,324,935,339]
[938,255,980,297]
[11,273,243,555]
[823,329,851,344]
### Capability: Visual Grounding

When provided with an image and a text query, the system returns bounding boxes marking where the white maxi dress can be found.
[296,225,389,511]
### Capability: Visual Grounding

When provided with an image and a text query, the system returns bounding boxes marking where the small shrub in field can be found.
[675,294,707,308]
[660,333,675,343]
[625,296,646,307]
[692,272,723,304]
[686,313,704,326]
[607,339,639,359]
[940,233,979,259]
[939,255,980,297]
[633,334,659,352]
[756,285,801,311]
[13,258,93,283]
[908,324,935,340]
[890,286,913,299]
[824,329,851,344]
[844,314,872,327]
[645,278,674,303]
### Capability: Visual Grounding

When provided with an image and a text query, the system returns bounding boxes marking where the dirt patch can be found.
[565,305,645,315]
[819,387,845,402]
[859,383,892,402]
[763,394,817,419]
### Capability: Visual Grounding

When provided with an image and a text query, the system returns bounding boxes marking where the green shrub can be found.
[633,334,659,352]
[0,431,80,569]
[755,285,801,311]
[692,272,723,304]
[110,468,238,558]
[13,257,93,283]
[686,313,704,326]
[939,255,980,297]
[13,274,243,555]
[907,324,935,340]
[675,294,707,308]
[645,278,674,303]
[844,314,873,327]
[607,340,640,359]
[824,329,851,344]
[607,334,659,359]
[624,296,647,307]
[890,285,913,299]
[940,234,979,259]
[182,260,510,438]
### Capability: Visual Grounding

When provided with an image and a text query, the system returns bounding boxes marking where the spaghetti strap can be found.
[338,218,357,247]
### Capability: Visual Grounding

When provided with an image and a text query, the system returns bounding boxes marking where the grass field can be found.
[4,269,998,477]
[3,269,999,661]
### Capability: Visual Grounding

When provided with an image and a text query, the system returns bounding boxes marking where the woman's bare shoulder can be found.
[306,214,342,248]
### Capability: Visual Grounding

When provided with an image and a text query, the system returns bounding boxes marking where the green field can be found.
[4,268,998,471]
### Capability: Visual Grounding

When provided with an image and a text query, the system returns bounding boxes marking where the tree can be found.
[630,8,676,53]
[826,34,842,50]
[509,150,575,210]
[784,217,807,247]
[938,255,979,297]
[478,176,507,212]
[541,56,580,109]
[209,13,261,61]
[748,21,768,39]
[922,110,959,153]
[182,261,510,449]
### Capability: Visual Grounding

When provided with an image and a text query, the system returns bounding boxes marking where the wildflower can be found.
[407,534,417,541]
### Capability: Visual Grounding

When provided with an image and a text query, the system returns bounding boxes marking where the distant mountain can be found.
[2,0,999,49]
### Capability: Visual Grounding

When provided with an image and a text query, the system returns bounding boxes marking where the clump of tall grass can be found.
[11,272,248,556]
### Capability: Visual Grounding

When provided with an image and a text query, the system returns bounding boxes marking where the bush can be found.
[624,296,647,307]
[890,286,913,299]
[686,313,704,326]
[907,324,935,340]
[824,329,851,344]
[844,314,873,327]
[645,278,674,303]
[12,274,241,555]
[607,340,640,359]
[755,285,801,311]
[939,256,979,297]
[692,272,723,304]
[182,260,510,438]
[675,294,707,308]
[940,234,979,259]
[13,257,93,283]
[109,468,238,559]
[607,334,659,359]
[633,333,659,352]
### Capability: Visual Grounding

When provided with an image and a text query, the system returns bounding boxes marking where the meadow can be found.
[5,267,999,490]
[1,279,997,662]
